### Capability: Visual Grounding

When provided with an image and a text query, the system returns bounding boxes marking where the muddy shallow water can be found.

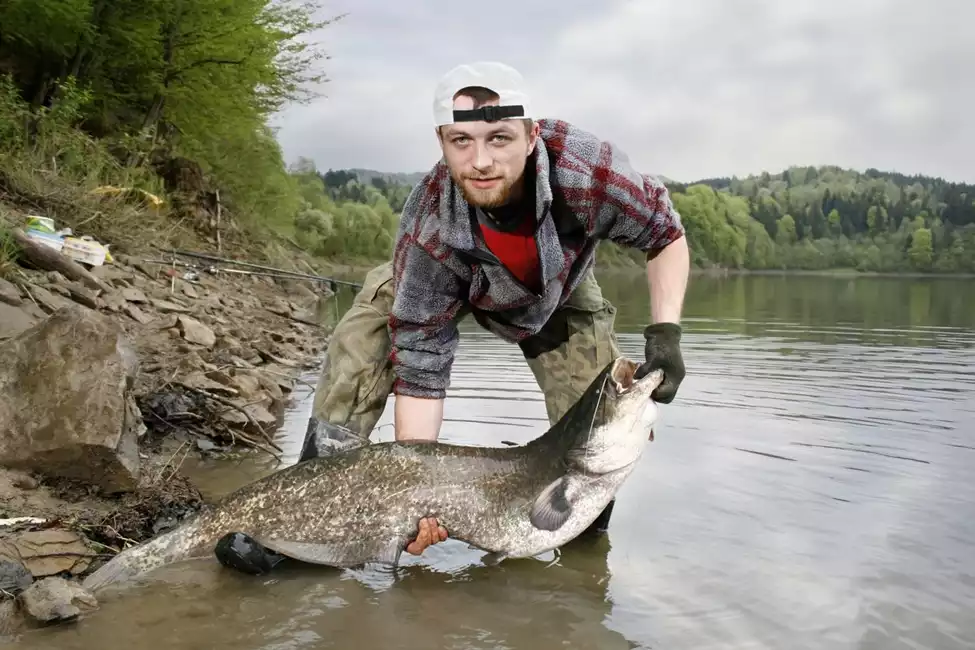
[16,273,975,650]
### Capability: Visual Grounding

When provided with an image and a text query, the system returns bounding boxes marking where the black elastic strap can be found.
[453,104,525,123]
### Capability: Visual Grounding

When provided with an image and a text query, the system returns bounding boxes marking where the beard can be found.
[454,172,518,209]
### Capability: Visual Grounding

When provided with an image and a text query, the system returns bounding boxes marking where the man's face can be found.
[437,95,539,208]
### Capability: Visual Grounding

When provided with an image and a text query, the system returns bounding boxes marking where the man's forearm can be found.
[394,395,445,441]
[646,235,690,324]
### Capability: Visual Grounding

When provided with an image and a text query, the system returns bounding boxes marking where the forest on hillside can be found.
[301,164,975,274]
[668,167,975,273]
[0,2,971,274]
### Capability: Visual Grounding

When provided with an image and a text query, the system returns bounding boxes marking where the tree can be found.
[908,228,934,270]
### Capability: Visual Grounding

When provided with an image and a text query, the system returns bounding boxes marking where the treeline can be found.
[288,163,975,274]
[664,167,975,273]
[0,0,334,235]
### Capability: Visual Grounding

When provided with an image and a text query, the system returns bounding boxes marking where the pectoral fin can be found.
[481,552,507,566]
[530,477,576,531]
[256,536,404,568]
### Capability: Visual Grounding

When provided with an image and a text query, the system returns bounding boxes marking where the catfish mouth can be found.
[610,357,659,442]
[610,357,640,393]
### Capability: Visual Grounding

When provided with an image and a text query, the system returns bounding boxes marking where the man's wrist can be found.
[394,394,445,441]
[644,322,682,338]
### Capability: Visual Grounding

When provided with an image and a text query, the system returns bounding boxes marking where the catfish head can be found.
[564,357,664,475]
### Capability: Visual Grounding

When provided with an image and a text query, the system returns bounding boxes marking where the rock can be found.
[0,599,19,635]
[90,264,133,284]
[123,303,152,324]
[46,282,71,297]
[45,271,69,286]
[133,262,158,279]
[11,474,38,490]
[154,314,180,330]
[27,284,75,314]
[203,369,234,387]
[215,334,244,353]
[230,372,261,399]
[180,281,199,299]
[228,355,255,369]
[220,402,277,433]
[256,347,297,367]
[152,298,191,313]
[257,373,285,402]
[181,371,238,397]
[0,303,38,339]
[17,577,98,624]
[0,279,21,306]
[0,306,144,492]
[0,560,32,596]
[290,307,319,326]
[0,529,95,578]
[281,280,319,301]
[121,287,148,303]
[177,316,215,348]
[265,298,291,317]
[100,291,126,313]
[175,351,207,373]
[67,284,100,310]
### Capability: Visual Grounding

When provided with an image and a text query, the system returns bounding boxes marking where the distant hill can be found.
[313,163,974,273]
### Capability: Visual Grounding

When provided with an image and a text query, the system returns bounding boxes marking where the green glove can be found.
[634,322,685,403]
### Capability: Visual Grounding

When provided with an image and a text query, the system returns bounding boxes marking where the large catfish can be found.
[83,357,663,592]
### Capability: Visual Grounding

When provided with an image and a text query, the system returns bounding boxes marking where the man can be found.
[214,61,689,574]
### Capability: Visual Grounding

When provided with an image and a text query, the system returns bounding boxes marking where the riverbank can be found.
[0,242,335,632]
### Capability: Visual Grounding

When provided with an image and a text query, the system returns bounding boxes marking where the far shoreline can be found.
[683,267,975,280]
[315,259,975,282]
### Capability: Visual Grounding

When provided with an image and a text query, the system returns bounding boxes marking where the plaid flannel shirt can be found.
[388,118,685,399]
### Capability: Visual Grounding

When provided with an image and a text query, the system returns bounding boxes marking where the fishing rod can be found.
[156,248,363,289]
[141,259,352,285]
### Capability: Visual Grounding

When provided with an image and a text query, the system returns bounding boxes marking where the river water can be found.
[22,271,975,650]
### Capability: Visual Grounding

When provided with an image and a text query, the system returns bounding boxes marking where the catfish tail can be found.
[83,518,208,592]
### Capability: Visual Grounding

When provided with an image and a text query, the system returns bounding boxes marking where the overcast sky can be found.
[271,0,974,184]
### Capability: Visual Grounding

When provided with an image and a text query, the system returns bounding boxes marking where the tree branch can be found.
[164,55,251,83]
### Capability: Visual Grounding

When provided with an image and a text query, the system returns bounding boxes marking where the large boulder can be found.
[0,306,144,492]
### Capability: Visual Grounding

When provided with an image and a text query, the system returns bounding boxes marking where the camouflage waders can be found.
[301,260,621,462]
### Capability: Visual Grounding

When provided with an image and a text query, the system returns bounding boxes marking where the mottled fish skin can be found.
[83,358,663,592]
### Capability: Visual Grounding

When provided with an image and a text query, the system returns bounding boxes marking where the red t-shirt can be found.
[479,213,542,293]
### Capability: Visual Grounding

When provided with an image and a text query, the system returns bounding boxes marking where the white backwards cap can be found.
[432,61,533,127]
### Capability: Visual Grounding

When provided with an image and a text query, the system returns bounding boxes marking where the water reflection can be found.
[26,535,629,650]
[599,270,975,345]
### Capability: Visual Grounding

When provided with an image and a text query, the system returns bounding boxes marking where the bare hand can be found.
[405,516,448,555]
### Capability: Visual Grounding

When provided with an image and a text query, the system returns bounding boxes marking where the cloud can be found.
[273,0,975,183]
